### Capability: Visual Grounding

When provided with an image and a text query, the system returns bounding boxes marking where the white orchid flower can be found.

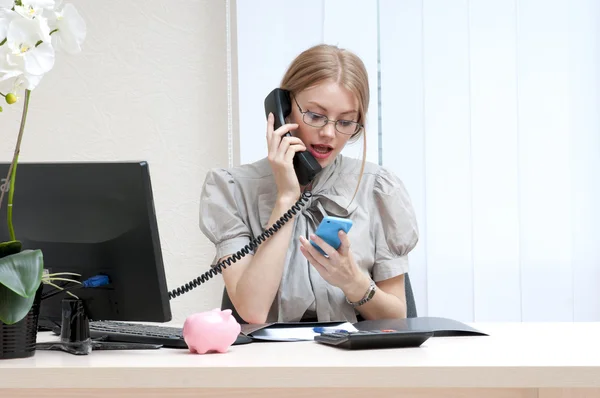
[0,0,14,9]
[0,16,54,89]
[49,3,85,54]
[15,70,42,89]
[0,68,43,90]
[0,46,23,82]
[14,0,55,20]
[1,75,23,98]
[0,8,17,39]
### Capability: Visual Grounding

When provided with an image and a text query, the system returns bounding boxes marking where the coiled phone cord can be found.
[168,190,312,299]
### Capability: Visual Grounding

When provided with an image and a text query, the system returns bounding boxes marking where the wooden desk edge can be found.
[2,387,600,398]
[2,366,600,389]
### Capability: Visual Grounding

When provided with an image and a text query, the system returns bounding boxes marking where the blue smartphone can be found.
[310,216,353,257]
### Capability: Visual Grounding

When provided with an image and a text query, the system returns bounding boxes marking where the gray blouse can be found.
[199,154,419,323]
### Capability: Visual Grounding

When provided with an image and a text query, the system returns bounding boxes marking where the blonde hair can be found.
[280,44,369,201]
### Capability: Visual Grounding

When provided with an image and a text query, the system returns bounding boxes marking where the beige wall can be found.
[1,0,233,324]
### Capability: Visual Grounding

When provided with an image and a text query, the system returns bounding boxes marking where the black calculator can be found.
[314,329,434,350]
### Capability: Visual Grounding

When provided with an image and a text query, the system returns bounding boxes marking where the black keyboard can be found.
[86,321,252,348]
[314,329,434,350]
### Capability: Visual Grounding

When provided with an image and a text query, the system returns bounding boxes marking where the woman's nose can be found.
[319,121,337,138]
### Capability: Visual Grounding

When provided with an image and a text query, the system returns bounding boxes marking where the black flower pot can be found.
[0,284,43,360]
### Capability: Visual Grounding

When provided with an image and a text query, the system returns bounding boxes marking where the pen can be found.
[313,327,349,334]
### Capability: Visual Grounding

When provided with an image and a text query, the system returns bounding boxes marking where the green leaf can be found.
[0,250,43,325]
[0,240,22,259]
[0,286,37,324]
[0,250,43,297]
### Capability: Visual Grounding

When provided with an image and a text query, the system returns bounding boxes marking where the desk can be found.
[1,322,599,398]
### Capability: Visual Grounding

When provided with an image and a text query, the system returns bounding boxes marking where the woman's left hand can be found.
[299,231,365,292]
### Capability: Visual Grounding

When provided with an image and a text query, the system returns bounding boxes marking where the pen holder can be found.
[60,298,92,354]
[36,298,92,355]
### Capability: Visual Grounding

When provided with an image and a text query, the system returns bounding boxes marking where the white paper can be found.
[250,322,358,342]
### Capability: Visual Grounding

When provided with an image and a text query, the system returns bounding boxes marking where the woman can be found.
[199,44,418,324]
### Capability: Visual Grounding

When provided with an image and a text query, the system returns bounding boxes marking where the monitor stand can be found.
[36,298,161,355]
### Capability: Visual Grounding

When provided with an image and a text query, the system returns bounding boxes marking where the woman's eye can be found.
[307,112,326,121]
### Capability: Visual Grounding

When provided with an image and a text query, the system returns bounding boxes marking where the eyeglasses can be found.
[293,96,363,136]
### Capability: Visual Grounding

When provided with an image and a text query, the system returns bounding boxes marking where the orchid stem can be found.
[0,92,5,98]
[0,90,31,242]
[0,39,5,47]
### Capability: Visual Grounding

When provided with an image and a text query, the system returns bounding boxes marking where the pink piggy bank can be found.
[182,308,241,354]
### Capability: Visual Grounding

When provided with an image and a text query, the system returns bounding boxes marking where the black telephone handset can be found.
[168,89,317,300]
[263,88,322,186]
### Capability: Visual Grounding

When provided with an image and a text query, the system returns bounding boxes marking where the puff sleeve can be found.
[199,168,252,263]
[371,167,419,281]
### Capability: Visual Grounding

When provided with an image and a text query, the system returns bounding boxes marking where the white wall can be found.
[1,0,232,324]
[236,0,600,322]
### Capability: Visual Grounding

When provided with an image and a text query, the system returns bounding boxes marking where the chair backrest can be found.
[221,287,246,324]
[404,273,417,318]
[221,273,418,323]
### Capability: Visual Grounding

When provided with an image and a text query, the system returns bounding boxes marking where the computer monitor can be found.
[0,161,172,326]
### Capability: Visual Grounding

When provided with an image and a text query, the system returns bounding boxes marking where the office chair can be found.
[221,272,418,324]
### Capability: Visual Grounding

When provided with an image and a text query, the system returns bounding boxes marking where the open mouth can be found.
[309,144,334,159]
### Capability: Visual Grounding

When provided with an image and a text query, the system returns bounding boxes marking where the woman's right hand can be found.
[266,112,306,204]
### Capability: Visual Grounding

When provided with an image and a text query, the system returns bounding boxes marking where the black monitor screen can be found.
[0,161,171,324]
